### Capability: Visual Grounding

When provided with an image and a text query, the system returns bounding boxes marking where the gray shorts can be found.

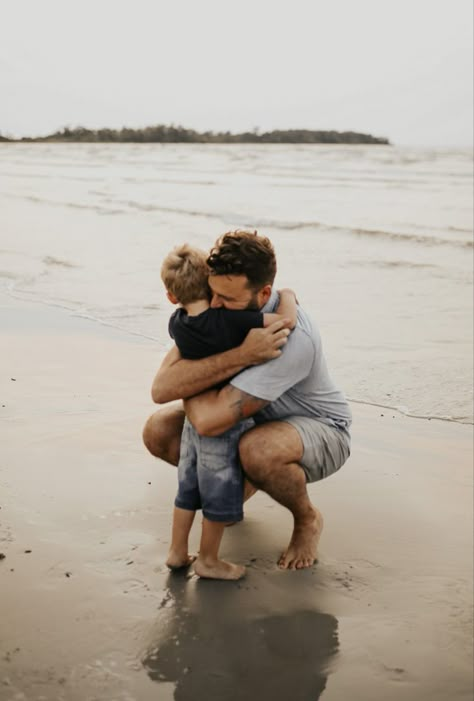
[281,416,351,483]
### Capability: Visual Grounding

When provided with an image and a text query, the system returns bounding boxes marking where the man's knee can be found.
[238,429,274,484]
[239,421,305,485]
[142,414,160,457]
[142,406,185,465]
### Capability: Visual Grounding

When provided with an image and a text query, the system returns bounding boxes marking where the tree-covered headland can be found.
[0,125,390,144]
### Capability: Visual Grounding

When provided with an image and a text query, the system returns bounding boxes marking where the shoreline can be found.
[0,294,472,701]
[3,287,471,427]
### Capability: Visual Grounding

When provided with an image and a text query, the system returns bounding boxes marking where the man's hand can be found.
[151,321,289,405]
[239,319,290,366]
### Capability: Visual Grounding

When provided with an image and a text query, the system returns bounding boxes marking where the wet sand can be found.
[0,294,472,701]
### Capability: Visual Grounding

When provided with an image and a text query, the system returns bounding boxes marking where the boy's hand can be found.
[240,320,290,365]
[278,287,299,305]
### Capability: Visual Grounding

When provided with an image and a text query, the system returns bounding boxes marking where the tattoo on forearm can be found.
[226,387,268,421]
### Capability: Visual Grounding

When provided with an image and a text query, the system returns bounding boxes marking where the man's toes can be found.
[279,558,292,570]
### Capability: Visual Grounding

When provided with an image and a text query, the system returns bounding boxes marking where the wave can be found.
[251,217,473,249]
[0,170,105,183]
[43,255,78,268]
[5,192,472,250]
[121,176,217,186]
[0,170,217,187]
[1,283,164,345]
[2,280,471,425]
[346,226,473,249]
[5,193,126,216]
[355,260,439,270]
[110,199,473,248]
[347,398,473,425]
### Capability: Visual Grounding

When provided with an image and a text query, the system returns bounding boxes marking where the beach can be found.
[0,294,472,701]
[1,142,472,700]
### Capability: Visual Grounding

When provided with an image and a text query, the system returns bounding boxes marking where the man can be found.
[143,230,351,570]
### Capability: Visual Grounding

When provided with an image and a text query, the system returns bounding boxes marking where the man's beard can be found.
[245,293,261,311]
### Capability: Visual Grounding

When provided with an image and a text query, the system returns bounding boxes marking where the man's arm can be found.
[151,319,291,404]
[184,384,269,437]
[185,324,315,436]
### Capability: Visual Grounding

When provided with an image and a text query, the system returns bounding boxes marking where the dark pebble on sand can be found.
[126,560,134,565]
[380,413,384,417]
[11,378,16,381]
[65,572,72,577]
[24,549,32,554]
[0,553,5,560]
[148,482,151,485]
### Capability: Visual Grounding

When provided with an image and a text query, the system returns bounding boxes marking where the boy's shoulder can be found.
[170,307,264,336]
[173,307,263,322]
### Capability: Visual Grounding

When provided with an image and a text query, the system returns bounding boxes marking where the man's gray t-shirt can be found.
[230,291,352,431]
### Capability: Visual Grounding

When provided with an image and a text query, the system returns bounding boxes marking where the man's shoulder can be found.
[294,306,319,344]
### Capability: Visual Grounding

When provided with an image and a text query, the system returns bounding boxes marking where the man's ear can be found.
[259,284,272,305]
[166,290,179,305]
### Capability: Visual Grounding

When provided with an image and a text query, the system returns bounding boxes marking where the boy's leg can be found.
[167,419,200,569]
[142,404,259,505]
[194,518,246,580]
[166,507,196,569]
[193,421,253,580]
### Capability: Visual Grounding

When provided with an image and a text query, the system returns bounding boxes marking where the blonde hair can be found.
[160,244,210,305]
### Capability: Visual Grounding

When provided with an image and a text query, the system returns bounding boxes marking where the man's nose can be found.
[210,294,223,308]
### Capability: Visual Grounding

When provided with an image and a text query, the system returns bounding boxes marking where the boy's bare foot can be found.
[166,551,196,570]
[278,508,324,570]
[194,556,246,581]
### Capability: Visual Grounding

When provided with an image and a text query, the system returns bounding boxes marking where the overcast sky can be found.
[1,0,472,146]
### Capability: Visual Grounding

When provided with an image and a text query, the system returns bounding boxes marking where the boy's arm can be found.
[185,321,313,437]
[151,319,291,404]
[263,288,298,330]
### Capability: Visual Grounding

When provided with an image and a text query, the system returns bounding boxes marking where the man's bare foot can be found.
[194,556,246,581]
[166,551,196,570]
[278,508,324,570]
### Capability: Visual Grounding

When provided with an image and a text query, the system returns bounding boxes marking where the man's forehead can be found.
[208,274,250,292]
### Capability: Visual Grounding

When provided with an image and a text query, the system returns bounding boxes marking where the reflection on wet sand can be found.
[142,571,338,701]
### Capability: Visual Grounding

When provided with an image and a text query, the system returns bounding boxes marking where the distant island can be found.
[0,125,390,145]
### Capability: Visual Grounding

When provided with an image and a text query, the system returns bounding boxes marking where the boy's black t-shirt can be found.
[169,307,265,360]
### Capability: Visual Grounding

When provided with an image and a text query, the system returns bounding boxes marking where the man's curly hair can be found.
[207,230,277,291]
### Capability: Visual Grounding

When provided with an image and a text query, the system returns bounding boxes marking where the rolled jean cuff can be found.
[202,508,243,523]
[174,496,201,511]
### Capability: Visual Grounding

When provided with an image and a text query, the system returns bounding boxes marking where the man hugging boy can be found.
[160,244,297,580]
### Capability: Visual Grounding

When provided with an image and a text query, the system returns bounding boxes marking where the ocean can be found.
[0,143,472,423]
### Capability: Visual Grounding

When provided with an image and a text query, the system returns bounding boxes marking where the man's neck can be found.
[183,299,210,317]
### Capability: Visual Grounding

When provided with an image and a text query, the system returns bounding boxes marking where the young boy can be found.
[160,243,297,580]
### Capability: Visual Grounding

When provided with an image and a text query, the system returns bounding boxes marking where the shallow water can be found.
[0,143,472,422]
